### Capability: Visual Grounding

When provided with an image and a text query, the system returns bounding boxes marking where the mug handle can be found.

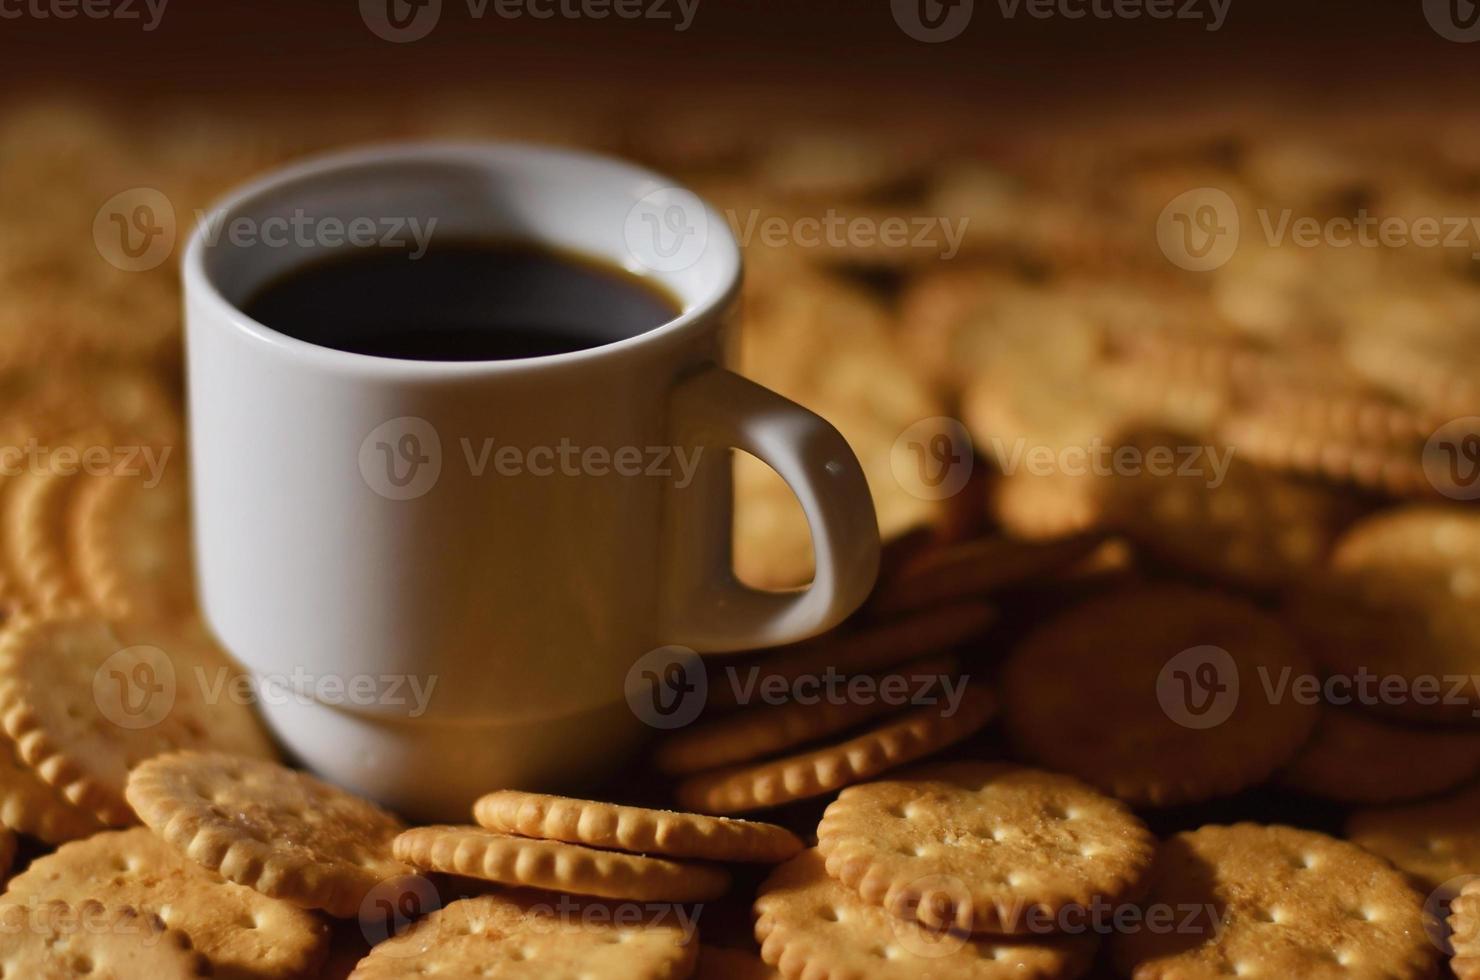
[661,366,880,652]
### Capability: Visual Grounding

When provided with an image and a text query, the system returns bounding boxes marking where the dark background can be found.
[0,0,1469,117]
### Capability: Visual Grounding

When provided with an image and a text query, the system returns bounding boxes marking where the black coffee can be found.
[242,240,682,361]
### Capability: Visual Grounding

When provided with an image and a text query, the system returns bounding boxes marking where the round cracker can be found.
[73,465,195,622]
[817,762,1155,936]
[0,736,100,843]
[393,824,730,903]
[1111,823,1436,979]
[125,751,410,918]
[0,611,277,825]
[1347,783,1480,891]
[0,899,211,978]
[1286,506,1480,724]
[5,827,328,980]
[472,791,802,864]
[1099,432,1350,591]
[1002,586,1319,806]
[1279,708,1480,804]
[347,891,698,980]
[655,654,961,776]
[704,601,993,710]
[674,685,997,815]
[754,850,1098,980]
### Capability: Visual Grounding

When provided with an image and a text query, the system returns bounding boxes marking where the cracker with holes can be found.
[1002,586,1318,806]
[5,828,329,980]
[1286,506,1480,724]
[125,751,411,918]
[472,791,802,864]
[394,824,730,902]
[675,685,997,814]
[0,612,277,825]
[816,762,1155,936]
[705,601,994,710]
[1111,824,1436,978]
[73,465,196,622]
[0,900,212,978]
[347,891,698,980]
[1346,782,1480,891]
[754,850,1098,980]
[1278,709,1480,805]
[655,654,961,776]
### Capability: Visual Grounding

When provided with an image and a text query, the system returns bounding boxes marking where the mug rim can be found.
[182,140,742,378]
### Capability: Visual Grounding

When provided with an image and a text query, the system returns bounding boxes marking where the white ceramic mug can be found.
[184,143,880,819]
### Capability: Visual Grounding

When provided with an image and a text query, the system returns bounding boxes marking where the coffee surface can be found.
[243,239,681,361]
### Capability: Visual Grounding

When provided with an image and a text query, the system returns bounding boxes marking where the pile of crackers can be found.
[0,94,1479,977]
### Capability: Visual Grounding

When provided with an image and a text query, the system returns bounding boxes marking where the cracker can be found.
[1002,586,1318,806]
[1285,506,1480,724]
[73,466,195,622]
[0,735,101,843]
[125,751,410,918]
[473,791,802,864]
[3,460,84,610]
[1450,879,1480,980]
[1111,823,1436,979]
[816,762,1155,935]
[705,601,993,710]
[347,891,698,980]
[1278,708,1480,804]
[393,824,730,903]
[0,612,277,825]
[5,827,329,980]
[655,655,961,776]
[1098,432,1350,591]
[1218,401,1438,498]
[869,535,1102,615]
[754,850,1097,980]
[673,685,997,814]
[1347,783,1480,891]
[0,899,211,978]
[698,945,780,979]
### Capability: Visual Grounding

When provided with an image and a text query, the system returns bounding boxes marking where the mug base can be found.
[252,689,649,822]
